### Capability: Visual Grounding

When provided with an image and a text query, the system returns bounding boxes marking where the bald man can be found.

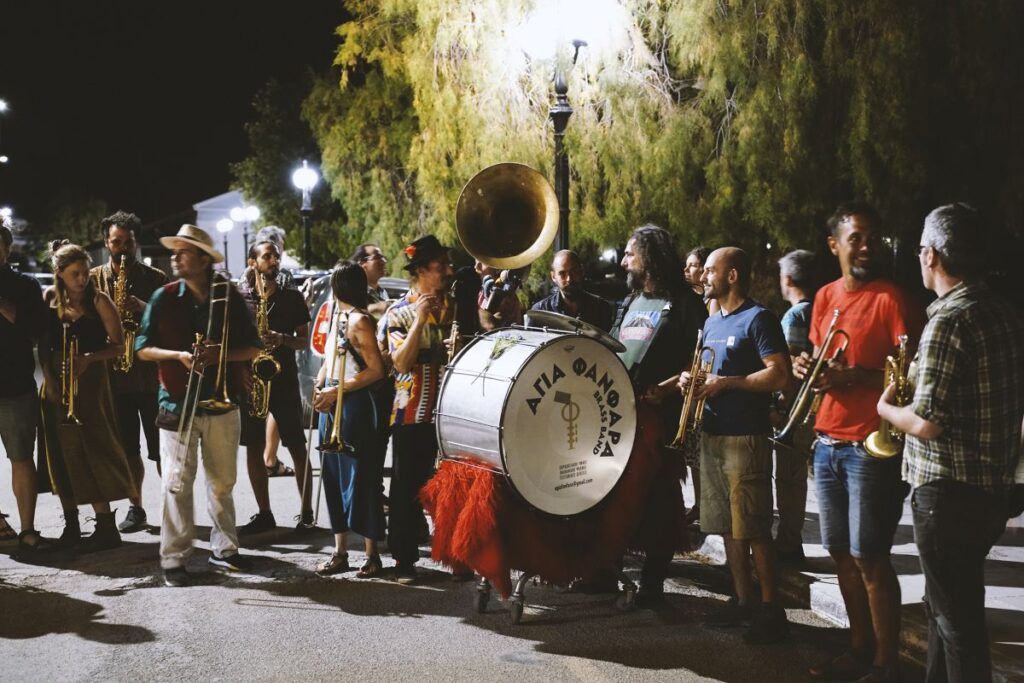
[680,246,792,643]
[530,250,615,331]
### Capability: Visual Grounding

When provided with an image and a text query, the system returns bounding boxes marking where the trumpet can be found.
[248,273,281,419]
[60,322,82,426]
[112,254,138,373]
[167,274,234,495]
[668,330,716,449]
[773,308,849,448]
[318,309,352,454]
[865,334,913,459]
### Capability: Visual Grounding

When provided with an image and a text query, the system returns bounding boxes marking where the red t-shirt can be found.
[809,278,922,441]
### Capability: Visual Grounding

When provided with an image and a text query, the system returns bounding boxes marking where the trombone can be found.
[865,334,912,459]
[446,281,460,365]
[668,330,716,449]
[60,322,82,426]
[317,309,352,454]
[772,308,849,448]
[166,273,234,495]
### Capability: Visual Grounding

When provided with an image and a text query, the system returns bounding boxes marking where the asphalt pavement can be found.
[0,419,924,683]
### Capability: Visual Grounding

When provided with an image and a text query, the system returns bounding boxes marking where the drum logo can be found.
[553,391,580,448]
[524,356,624,457]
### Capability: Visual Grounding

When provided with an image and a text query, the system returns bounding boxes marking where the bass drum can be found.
[436,328,637,516]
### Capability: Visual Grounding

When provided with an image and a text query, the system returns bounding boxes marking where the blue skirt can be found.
[318,386,387,540]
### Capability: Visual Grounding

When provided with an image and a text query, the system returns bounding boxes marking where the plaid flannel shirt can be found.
[904,282,1024,490]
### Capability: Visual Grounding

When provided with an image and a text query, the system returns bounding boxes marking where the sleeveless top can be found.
[325,313,366,384]
[47,305,108,354]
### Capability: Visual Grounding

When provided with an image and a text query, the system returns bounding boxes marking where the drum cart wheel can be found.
[615,576,638,611]
[475,577,491,613]
[508,573,534,624]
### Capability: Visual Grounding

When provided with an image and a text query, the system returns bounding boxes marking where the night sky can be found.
[0,1,347,230]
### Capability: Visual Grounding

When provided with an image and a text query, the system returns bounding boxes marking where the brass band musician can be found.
[238,240,314,534]
[90,211,167,534]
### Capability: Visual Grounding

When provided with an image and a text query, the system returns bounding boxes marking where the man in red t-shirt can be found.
[794,202,922,683]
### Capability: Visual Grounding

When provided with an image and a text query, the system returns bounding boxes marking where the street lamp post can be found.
[230,204,261,266]
[216,218,234,273]
[549,40,585,253]
[291,160,320,270]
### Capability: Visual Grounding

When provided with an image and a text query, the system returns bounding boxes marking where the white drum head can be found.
[502,334,636,516]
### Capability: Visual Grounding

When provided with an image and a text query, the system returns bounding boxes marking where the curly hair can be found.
[101,210,142,238]
[629,224,685,297]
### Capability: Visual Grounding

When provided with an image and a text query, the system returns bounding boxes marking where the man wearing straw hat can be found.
[136,225,262,587]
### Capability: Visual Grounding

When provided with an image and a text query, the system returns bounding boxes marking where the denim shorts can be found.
[814,436,909,558]
[0,391,38,463]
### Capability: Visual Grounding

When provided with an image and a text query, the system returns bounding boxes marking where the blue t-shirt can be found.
[701,299,788,436]
[780,300,812,355]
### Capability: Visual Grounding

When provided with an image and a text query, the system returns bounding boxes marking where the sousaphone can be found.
[455,162,559,270]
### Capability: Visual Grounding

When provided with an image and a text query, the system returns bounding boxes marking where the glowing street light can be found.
[0,156,8,164]
[215,218,234,273]
[509,0,629,253]
[291,160,320,269]
[0,100,8,113]
[230,204,261,265]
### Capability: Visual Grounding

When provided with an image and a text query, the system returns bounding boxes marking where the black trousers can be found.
[388,423,437,567]
[113,391,160,462]
[912,479,1008,683]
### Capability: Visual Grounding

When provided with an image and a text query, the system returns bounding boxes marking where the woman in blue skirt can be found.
[313,263,388,577]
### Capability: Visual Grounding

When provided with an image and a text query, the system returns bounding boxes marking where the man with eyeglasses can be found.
[352,244,391,321]
[878,204,1024,682]
[90,211,167,534]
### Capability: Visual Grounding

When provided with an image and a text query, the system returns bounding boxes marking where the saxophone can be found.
[113,254,138,373]
[865,334,914,459]
[248,273,282,418]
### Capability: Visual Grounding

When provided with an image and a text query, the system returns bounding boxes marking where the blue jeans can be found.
[913,479,1008,683]
[814,437,908,557]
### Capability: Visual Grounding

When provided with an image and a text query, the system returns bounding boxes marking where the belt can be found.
[815,433,863,449]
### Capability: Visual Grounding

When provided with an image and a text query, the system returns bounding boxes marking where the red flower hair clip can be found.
[404,245,417,258]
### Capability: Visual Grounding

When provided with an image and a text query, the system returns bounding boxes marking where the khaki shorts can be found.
[700,433,773,540]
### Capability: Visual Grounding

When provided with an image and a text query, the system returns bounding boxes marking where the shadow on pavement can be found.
[0,578,155,644]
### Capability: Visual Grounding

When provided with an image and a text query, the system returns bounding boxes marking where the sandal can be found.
[356,554,384,579]
[18,530,47,552]
[808,650,871,681]
[266,461,295,477]
[0,514,16,542]
[316,552,350,576]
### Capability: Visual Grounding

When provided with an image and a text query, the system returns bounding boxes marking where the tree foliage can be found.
[231,77,347,268]
[299,0,1023,284]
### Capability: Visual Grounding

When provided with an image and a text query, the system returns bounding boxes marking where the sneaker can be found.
[209,552,254,572]
[238,511,276,535]
[163,566,191,587]
[294,512,315,530]
[704,596,758,627]
[394,564,418,585]
[118,506,148,533]
[744,602,790,644]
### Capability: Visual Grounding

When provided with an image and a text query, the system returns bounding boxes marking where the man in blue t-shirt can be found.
[680,246,791,643]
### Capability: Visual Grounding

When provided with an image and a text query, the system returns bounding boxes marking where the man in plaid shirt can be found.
[879,203,1024,683]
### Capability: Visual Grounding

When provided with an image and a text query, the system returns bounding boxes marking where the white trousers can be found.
[159,410,240,569]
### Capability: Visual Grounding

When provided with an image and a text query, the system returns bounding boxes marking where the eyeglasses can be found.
[361,254,387,263]
[916,245,930,255]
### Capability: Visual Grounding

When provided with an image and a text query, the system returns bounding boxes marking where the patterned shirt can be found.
[904,282,1024,490]
[385,289,454,426]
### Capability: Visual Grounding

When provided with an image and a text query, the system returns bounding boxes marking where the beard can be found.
[625,269,645,292]
[559,282,582,300]
[850,262,875,281]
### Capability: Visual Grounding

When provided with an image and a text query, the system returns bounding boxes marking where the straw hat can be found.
[159,224,224,263]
